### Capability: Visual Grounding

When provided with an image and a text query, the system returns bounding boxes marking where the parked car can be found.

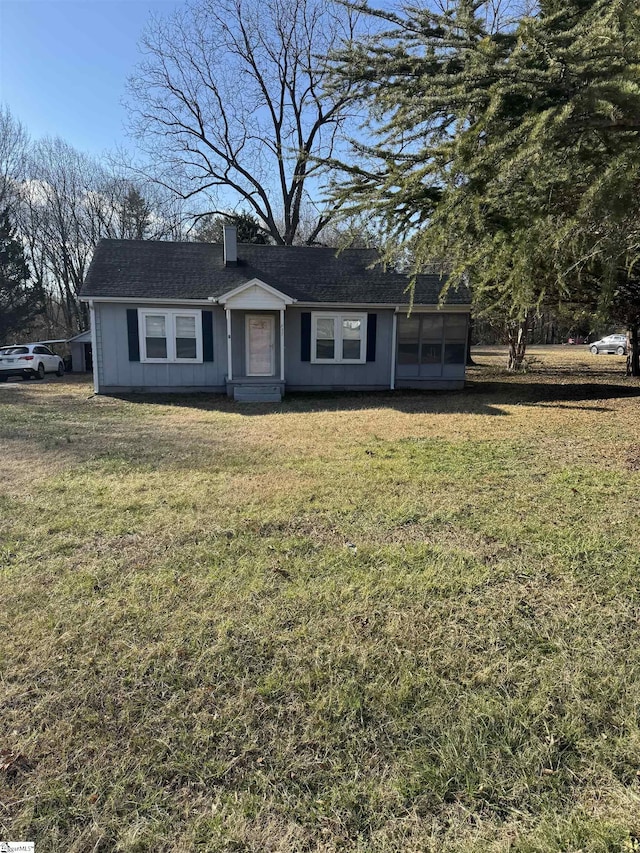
[0,344,65,381]
[589,334,627,355]
[567,334,587,345]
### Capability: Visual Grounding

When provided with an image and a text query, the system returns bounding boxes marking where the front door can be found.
[246,314,275,376]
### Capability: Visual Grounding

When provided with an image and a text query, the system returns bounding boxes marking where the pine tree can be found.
[121,188,152,240]
[330,0,640,369]
[0,207,42,342]
[192,211,270,244]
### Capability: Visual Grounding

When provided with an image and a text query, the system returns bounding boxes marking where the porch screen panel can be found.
[145,315,167,359]
[397,316,420,364]
[420,315,443,365]
[444,314,467,364]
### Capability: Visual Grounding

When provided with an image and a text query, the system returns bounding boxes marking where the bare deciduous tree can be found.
[127,0,360,245]
[0,105,29,211]
[18,138,98,332]
[12,136,189,336]
[95,157,189,241]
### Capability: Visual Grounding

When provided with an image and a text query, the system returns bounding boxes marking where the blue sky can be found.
[0,0,185,156]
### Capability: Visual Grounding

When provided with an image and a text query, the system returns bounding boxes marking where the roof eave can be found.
[79,296,218,305]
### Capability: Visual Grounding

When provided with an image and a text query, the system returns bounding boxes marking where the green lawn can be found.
[1,347,640,852]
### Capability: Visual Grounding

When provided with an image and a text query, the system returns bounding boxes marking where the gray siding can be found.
[96,302,227,391]
[284,308,394,390]
[94,302,468,394]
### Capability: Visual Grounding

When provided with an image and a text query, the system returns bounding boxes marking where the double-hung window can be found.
[139,309,203,363]
[311,312,367,364]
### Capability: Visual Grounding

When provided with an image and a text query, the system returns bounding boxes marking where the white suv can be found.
[0,344,65,381]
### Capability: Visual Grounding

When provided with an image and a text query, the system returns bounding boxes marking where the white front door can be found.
[246,314,276,376]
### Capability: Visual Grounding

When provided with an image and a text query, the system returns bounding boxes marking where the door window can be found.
[247,315,275,376]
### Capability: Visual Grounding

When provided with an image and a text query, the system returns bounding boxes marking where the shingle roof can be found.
[80,239,470,305]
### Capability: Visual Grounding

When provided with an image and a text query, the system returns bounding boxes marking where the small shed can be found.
[68,330,92,373]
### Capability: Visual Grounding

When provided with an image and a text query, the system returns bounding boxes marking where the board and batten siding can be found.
[93,302,467,393]
[284,307,394,390]
[96,302,228,392]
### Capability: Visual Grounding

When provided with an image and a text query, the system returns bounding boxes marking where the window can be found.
[315,316,335,360]
[175,315,197,359]
[342,318,363,360]
[311,313,367,363]
[139,309,203,363]
[144,314,168,359]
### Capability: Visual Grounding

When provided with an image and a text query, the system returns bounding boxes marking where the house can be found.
[79,227,471,401]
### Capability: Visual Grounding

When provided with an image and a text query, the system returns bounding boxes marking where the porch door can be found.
[246,314,275,376]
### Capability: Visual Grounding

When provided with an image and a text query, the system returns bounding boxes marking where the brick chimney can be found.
[223,225,237,266]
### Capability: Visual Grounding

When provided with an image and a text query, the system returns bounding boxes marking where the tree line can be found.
[0,107,190,341]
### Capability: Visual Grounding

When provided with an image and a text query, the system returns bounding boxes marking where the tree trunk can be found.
[626,323,640,376]
[466,316,476,366]
[507,316,529,371]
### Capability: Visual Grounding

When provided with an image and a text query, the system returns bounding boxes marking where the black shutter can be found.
[301,312,311,362]
[127,309,140,362]
[366,313,377,362]
[202,310,214,362]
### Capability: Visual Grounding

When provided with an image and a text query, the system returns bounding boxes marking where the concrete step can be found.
[233,384,282,403]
